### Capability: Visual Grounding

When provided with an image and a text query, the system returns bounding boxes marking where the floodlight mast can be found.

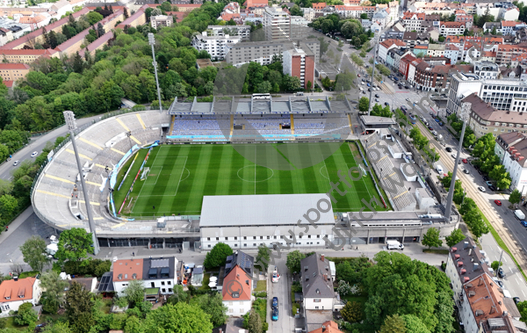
[444,105,468,223]
[63,111,100,255]
[148,33,163,113]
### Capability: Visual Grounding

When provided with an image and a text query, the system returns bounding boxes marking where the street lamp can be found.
[63,111,100,255]
[148,33,163,113]
[126,131,132,149]
[368,29,381,116]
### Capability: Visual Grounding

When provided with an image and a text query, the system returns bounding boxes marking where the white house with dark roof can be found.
[142,257,179,295]
[495,132,527,194]
[301,253,335,311]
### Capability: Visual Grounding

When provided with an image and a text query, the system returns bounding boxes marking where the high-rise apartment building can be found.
[263,7,291,40]
[283,46,315,89]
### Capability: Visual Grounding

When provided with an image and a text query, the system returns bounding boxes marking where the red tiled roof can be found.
[79,31,114,57]
[3,80,13,88]
[222,266,252,301]
[312,2,327,9]
[0,277,37,302]
[309,321,344,333]
[440,21,465,28]
[1,7,90,50]
[19,15,47,25]
[501,20,522,27]
[0,49,54,55]
[165,11,189,23]
[0,63,30,69]
[113,259,143,282]
[245,0,267,7]
[116,5,147,30]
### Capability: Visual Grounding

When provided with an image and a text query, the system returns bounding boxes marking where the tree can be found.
[166,287,187,305]
[445,229,465,247]
[358,97,369,112]
[142,303,213,333]
[42,322,72,333]
[255,245,271,272]
[56,227,93,263]
[20,236,49,272]
[14,302,37,326]
[286,250,306,274]
[189,293,227,327]
[247,309,262,333]
[401,314,431,333]
[40,271,69,314]
[336,280,354,296]
[290,5,303,16]
[510,189,522,205]
[380,314,407,333]
[0,194,18,219]
[517,300,527,323]
[160,1,172,11]
[281,75,301,91]
[123,279,145,307]
[341,301,363,323]
[72,52,84,74]
[203,243,233,269]
[65,281,95,333]
[491,260,502,271]
[86,11,103,25]
[97,22,105,37]
[422,227,442,249]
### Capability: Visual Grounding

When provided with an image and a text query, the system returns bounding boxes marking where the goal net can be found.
[140,167,150,181]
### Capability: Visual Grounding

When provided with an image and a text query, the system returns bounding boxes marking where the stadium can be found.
[31,95,458,250]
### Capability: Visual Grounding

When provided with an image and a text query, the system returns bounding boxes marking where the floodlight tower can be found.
[444,103,469,223]
[63,111,100,255]
[148,33,163,113]
[368,29,381,116]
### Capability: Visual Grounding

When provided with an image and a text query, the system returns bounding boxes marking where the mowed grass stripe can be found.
[184,145,214,212]
[326,147,356,211]
[129,147,163,214]
[283,144,307,193]
[203,146,223,195]
[215,145,234,196]
[170,145,196,213]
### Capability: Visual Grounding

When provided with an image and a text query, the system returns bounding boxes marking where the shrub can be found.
[14,303,37,326]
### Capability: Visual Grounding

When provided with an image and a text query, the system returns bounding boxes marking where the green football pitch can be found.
[113,143,387,217]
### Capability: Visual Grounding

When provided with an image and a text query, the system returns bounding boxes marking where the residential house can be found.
[439,21,465,36]
[496,44,527,65]
[412,44,428,57]
[455,14,473,29]
[473,61,499,79]
[402,31,428,48]
[483,22,502,34]
[0,277,42,313]
[222,251,255,316]
[113,259,144,296]
[116,5,148,30]
[308,321,344,333]
[407,58,424,85]
[495,132,527,194]
[501,21,523,35]
[51,0,72,18]
[399,53,417,79]
[445,43,461,64]
[142,257,180,295]
[386,47,411,71]
[301,254,334,311]
[402,11,425,32]
[151,15,173,29]
[192,32,242,60]
[427,44,445,57]
[378,38,405,64]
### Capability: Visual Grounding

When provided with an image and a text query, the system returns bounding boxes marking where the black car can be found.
[445,147,452,152]
[514,297,521,305]
[498,267,505,278]
[489,185,497,191]
[385,102,389,106]
[428,126,433,130]
[375,94,379,98]
[483,176,489,181]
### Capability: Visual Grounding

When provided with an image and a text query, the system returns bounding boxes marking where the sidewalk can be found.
[0,206,34,245]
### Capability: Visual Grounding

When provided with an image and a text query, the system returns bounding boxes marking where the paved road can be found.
[0,115,101,181]
[412,117,527,301]
[268,261,294,332]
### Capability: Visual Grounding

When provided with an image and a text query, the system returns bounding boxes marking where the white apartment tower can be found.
[264,7,291,41]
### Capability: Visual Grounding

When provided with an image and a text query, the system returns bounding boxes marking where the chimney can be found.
[321,254,325,262]
[322,326,327,332]
[464,241,469,249]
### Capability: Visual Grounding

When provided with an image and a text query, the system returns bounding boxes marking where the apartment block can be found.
[226,39,320,67]
[439,21,465,36]
[116,5,148,30]
[263,7,291,41]
[192,32,242,60]
[283,46,315,89]
[0,63,29,81]
[0,49,55,64]
[206,25,251,41]
[151,15,173,29]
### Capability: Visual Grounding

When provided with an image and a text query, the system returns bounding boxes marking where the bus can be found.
[252,93,271,100]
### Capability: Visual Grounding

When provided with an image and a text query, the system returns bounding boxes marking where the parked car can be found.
[451,153,457,159]
[462,159,468,164]
[489,185,497,191]
[483,176,490,181]
[272,307,279,321]
[375,94,379,98]
[514,297,521,304]
[520,220,527,227]
[478,186,486,192]
[385,102,389,106]
[439,122,444,126]
[494,200,502,206]
[445,147,452,152]
[272,297,278,308]
[498,267,505,278]
[463,168,470,174]
[12,160,19,166]
[486,181,493,187]
[428,126,433,130]
[31,151,39,158]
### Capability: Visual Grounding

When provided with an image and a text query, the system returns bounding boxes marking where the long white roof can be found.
[200,194,335,227]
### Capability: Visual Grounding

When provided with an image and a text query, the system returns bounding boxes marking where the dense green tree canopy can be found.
[204,242,233,269]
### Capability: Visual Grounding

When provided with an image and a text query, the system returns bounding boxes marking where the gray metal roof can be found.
[200,194,335,227]
[300,253,334,299]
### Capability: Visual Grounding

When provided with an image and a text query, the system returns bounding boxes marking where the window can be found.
[168,288,173,293]
[208,245,211,248]
[234,237,238,240]
[314,299,321,302]
[168,281,171,285]
[162,288,166,293]
[216,237,219,240]
[207,237,210,241]
[161,281,165,286]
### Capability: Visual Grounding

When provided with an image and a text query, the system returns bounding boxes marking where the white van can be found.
[436,165,443,174]
[387,240,404,250]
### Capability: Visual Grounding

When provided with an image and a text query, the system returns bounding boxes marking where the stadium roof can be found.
[200,194,335,227]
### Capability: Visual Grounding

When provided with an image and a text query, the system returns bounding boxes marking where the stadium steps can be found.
[347,114,353,134]
[290,114,294,135]
[169,115,175,135]
[230,115,234,137]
